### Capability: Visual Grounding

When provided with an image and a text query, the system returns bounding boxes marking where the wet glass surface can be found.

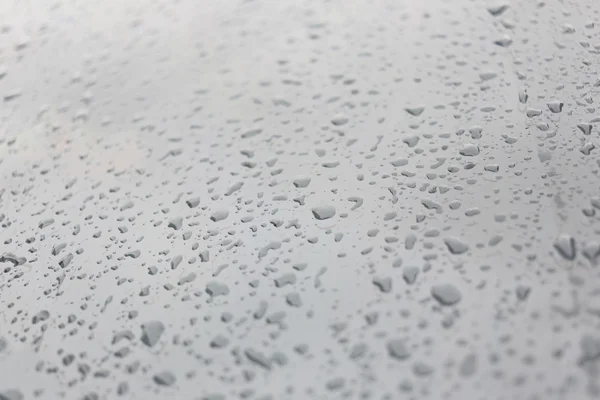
[1,0,600,399]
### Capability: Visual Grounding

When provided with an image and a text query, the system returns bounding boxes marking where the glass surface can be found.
[1,0,599,399]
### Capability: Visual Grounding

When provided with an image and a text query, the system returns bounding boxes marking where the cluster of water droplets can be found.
[1,0,600,399]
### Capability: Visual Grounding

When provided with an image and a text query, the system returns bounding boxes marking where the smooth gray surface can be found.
[1,0,600,399]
